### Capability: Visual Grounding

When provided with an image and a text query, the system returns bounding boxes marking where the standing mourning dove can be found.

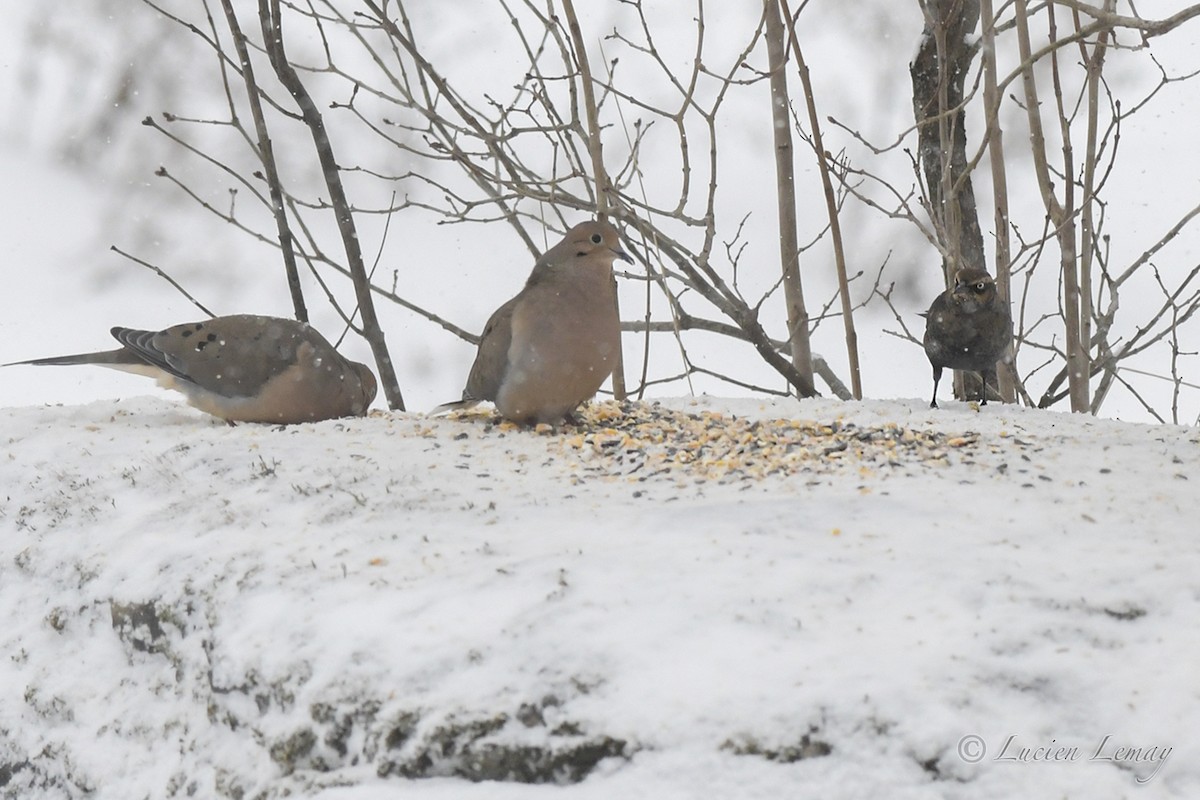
[5,314,377,424]
[922,268,1012,408]
[437,220,631,425]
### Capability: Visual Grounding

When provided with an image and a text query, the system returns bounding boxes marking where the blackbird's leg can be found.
[930,365,942,409]
[977,371,988,406]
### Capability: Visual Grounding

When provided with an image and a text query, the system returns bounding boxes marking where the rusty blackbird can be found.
[922,268,1011,408]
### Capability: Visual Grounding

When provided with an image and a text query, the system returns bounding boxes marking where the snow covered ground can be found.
[2,394,1197,799]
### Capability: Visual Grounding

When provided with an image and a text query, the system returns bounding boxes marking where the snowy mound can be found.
[1,397,1197,799]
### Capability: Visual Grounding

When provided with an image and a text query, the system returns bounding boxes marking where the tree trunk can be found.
[911,0,987,402]
[911,0,984,275]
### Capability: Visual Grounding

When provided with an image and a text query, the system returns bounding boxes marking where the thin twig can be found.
[980,0,1017,403]
[109,246,219,318]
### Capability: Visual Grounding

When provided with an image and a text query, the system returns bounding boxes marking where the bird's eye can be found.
[590,233,603,244]
[974,282,987,292]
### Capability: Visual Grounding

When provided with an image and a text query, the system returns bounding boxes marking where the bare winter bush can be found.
[23,1,1200,421]
[129,1,876,407]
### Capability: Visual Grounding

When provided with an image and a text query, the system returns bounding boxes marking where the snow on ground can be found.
[1,394,1197,799]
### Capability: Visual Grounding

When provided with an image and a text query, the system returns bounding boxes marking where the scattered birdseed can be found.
[545,401,980,483]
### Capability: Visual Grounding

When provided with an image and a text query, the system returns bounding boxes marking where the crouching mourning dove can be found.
[436,220,631,425]
[5,314,377,424]
[922,267,1012,408]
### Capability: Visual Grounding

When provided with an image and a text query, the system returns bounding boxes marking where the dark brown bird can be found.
[435,220,630,425]
[922,268,1012,408]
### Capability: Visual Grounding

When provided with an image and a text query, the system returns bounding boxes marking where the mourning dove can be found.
[5,314,377,424]
[437,220,630,425]
[922,268,1012,408]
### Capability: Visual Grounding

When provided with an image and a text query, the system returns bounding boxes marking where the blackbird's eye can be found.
[590,233,603,244]
[974,282,988,293]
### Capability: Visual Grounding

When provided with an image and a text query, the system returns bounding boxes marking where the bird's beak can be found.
[612,245,634,264]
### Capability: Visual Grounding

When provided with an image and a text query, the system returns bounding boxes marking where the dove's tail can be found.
[3,348,159,378]
[427,398,482,417]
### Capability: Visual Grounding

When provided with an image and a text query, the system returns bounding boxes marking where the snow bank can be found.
[1,396,1197,798]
